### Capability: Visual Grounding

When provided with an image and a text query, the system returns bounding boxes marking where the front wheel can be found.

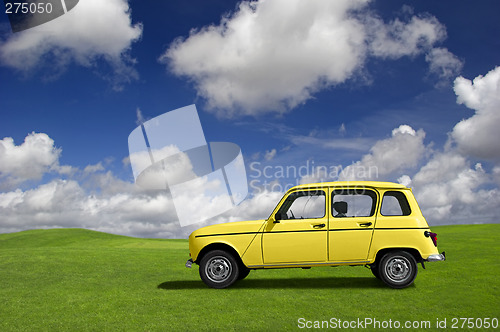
[378,251,417,289]
[238,266,250,280]
[199,250,239,289]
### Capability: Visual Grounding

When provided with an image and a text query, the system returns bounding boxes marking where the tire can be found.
[238,266,250,280]
[199,250,239,289]
[378,251,417,289]
[370,264,380,279]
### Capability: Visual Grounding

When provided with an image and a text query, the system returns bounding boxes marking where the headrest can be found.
[333,201,348,214]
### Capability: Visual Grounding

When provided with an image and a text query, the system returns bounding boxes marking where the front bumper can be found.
[185,258,193,268]
[426,251,446,262]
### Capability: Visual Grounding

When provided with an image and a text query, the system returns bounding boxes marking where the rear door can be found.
[328,187,378,262]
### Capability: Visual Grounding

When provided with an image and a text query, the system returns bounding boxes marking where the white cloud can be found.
[0,133,62,189]
[413,151,470,185]
[325,111,500,225]
[130,145,197,190]
[0,0,142,89]
[0,178,184,238]
[410,152,500,223]
[162,0,449,117]
[339,123,347,136]
[299,166,330,185]
[452,66,500,160]
[425,47,464,86]
[493,166,500,186]
[135,107,147,126]
[264,149,277,161]
[392,124,416,136]
[339,125,427,180]
[328,122,500,225]
[83,162,105,174]
[168,173,234,226]
[82,170,136,196]
[0,132,266,238]
[289,135,372,152]
[0,132,186,238]
[397,174,412,187]
[0,155,277,238]
[4,81,500,238]
[215,189,284,223]
[366,15,446,58]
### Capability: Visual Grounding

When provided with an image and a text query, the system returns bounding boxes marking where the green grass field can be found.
[1,224,499,331]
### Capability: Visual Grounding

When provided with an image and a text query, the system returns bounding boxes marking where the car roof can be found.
[292,181,408,190]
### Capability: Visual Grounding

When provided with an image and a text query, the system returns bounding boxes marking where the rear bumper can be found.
[425,251,446,262]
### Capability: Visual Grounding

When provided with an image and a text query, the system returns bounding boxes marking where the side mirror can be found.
[267,215,278,223]
[274,212,286,223]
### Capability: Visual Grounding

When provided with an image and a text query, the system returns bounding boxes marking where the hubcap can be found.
[205,256,232,283]
[385,257,411,282]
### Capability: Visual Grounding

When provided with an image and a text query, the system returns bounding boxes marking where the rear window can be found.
[381,191,411,216]
[331,189,377,218]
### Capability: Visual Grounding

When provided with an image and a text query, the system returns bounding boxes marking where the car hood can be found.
[191,219,267,237]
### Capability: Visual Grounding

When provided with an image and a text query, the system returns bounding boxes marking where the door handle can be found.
[358,222,372,227]
[313,223,326,229]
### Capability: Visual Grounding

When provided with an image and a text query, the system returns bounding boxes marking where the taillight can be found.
[424,231,438,247]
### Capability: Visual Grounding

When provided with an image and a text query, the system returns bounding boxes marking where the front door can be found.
[263,189,328,264]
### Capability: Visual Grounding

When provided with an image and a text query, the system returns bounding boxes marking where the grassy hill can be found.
[0,225,499,331]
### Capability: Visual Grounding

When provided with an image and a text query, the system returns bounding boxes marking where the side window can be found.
[276,190,325,220]
[332,189,377,218]
[381,191,411,216]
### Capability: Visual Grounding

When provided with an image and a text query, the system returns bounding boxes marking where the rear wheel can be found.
[378,250,417,289]
[370,264,380,279]
[199,250,239,289]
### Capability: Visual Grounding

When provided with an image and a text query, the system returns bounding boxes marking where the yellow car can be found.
[185,181,445,289]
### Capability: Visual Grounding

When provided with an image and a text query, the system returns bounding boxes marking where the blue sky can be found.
[0,0,499,238]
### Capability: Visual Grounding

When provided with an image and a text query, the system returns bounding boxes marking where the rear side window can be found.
[332,189,377,218]
[381,191,411,216]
